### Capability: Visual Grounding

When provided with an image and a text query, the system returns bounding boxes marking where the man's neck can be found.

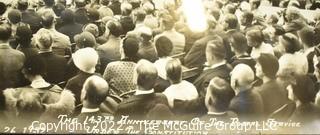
[235,52,248,58]
[262,76,272,84]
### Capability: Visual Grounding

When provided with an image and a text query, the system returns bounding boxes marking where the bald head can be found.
[82,76,109,106]
[230,64,254,91]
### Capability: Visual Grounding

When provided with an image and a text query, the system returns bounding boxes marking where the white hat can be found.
[72,48,99,74]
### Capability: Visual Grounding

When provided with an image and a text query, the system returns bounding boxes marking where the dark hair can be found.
[242,11,254,24]
[24,55,47,76]
[224,14,238,29]
[208,77,235,111]
[44,0,55,7]
[135,9,146,22]
[16,25,33,47]
[298,26,315,48]
[166,59,182,84]
[0,2,7,15]
[225,4,236,14]
[281,33,301,54]
[41,11,55,28]
[53,3,66,17]
[0,24,12,41]
[123,37,139,58]
[120,16,135,35]
[292,75,317,104]
[155,36,173,57]
[8,9,22,24]
[230,32,248,53]
[246,29,264,44]
[273,24,285,35]
[17,0,28,11]
[61,9,75,23]
[107,21,123,37]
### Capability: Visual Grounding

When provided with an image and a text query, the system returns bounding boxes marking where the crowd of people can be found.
[0,0,320,133]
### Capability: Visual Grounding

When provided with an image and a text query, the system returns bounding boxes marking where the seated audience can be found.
[103,37,139,96]
[115,59,170,120]
[163,59,198,108]
[229,64,263,121]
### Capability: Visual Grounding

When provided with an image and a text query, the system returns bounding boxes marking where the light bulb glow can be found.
[182,0,208,32]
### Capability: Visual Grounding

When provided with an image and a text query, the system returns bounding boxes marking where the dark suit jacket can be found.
[39,52,67,84]
[229,89,264,121]
[0,45,25,90]
[255,80,289,117]
[115,93,169,120]
[21,9,42,33]
[194,64,232,96]
[58,22,83,43]
[173,64,232,117]
[184,35,218,68]
[65,71,94,106]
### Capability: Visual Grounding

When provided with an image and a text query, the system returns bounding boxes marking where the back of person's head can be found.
[224,14,238,30]
[0,2,7,15]
[0,24,12,41]
[134,9,146,22]
[255,53,279,79]
[280,33,301,54]
[121,2,132,16]
[162,14,175,30]
[122,37,139,58]
[72,47,99,74]
[74,31,96,48]
[246,29,264,47]
[43,0,55,7]
[53,3,66,17]
[23,55,47,77]
[206,36,225,63]
[16,89,44,118]
[120,16,135,35]
[166,59,182,84]
[83,23,99,37]
[224,3,236,14]
[134,59,158,90]
[155,36,173,57]
[291,75,316,104]
[231,64,255,90]
[206,77,235,112]
[41,10,55,28]
[60,9,75,23]
[241,11,254,25]
[106,20,123,37]
[87,8,100,22]
[35,29,53,51]
[16,25,33,46]
[8,9,22,24]
[82,75,109,106]
[298,26,315,48]
[230,32,248,53]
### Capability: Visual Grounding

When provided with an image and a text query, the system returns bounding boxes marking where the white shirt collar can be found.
[135,89,154,95]
[31,77,51,88]
[208,111,227,115]
[81,107,100,113]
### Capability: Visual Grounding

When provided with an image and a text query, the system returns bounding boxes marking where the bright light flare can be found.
[182,0,208,32]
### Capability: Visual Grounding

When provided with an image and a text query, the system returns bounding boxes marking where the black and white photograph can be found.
[0,0,320,134]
